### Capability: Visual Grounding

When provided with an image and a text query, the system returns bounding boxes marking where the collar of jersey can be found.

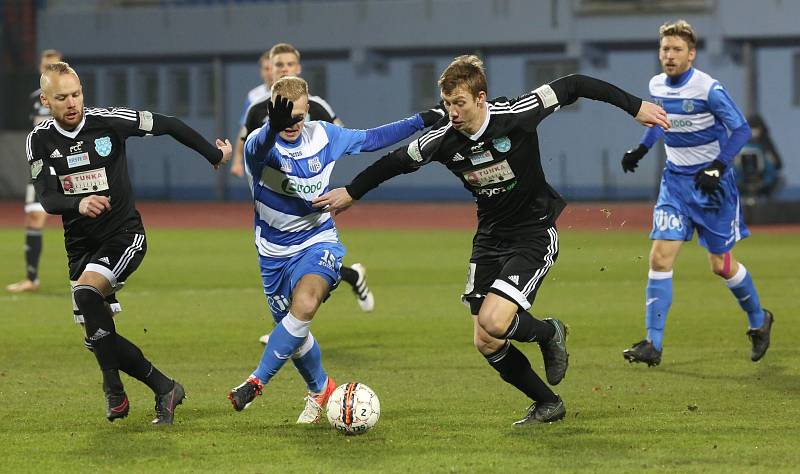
[462,103,492,141]
[665,67,694,88]
[53,114,86,139]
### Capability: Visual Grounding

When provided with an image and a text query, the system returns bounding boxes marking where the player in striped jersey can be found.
[620,20,773,367]
[27,62,232,424]
[314,55,668,425]
[7,49,63,294]
[227,76,443,423]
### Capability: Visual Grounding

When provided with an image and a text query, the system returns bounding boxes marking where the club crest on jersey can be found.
[94,137,112,157]
[682,99,694,113]
[308,157,322,173]
[492,137,511,153]
[279,158,293,173]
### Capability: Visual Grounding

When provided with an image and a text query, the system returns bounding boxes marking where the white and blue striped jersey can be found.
[644,68,749,174]
[243,121,371,258]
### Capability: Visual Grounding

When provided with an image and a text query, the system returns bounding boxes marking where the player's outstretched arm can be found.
[149,113,230,168]
[550,74,669,130]
[230,126,248,177]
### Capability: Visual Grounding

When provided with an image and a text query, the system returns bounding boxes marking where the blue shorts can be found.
[650,167,749,254]
[259,241,345,322]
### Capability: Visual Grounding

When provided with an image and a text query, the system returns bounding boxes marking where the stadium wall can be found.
[22,0,800,201]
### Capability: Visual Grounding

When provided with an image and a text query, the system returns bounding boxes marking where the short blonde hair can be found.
[40,61,78,91]
[41,49,63,61]
[438,55,487,98]
[271,76,308,102]
[269,43,300,61]
[659,19,697,49]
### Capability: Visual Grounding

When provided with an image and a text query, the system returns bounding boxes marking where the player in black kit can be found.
[314,55,669,426]
[26,62,232,424]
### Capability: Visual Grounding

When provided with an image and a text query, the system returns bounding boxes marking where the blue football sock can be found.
[645,270,673,352]
[291,333,327,393]
[252,312,310,384]
[726,264,765,329]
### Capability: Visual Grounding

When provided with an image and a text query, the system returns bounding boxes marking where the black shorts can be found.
[461,227,559,315]
[67,231,147,289]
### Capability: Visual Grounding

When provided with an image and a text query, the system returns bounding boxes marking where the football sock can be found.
[501,308,555,343]
[74,285,120,372]
[485,341,557,403]
[115,334,173,394]
[725,264,765,329]
[645,270,673,351]
[24,229,42,282]
[252,312,310,384]
[339,265,358,287]
[291,333,327,393]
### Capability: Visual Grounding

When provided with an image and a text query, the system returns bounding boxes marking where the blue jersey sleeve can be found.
[243,126,279,176]
[319,122,367,159]
[640,125,665,148]
[708,83,751,166]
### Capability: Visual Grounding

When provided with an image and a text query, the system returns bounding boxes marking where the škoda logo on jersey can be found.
[58,168,109,194]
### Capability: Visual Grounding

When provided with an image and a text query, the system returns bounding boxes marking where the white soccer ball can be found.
[326,382,380,435]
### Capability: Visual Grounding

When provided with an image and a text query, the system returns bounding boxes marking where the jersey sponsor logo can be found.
[476,181,517,197]
[654,209,684,232]
[308,156,322,173]
[469,150,493,166]
[469,141,486,154]
[287,150,304,158]
[30,160,43,179]
[58,168,109,195]
[69,141,84,154]
[533,84,559,108]
[67,152,90,168]
[451,153,465,162]
[492,136,511,153]
[407,140,423,162]
[267,294,290,313]
[279,158,293,173]
[682,99,695,113]
[670,118,694,128]
[138,111,154,132]
[94,136,112,157]
[49,149,63,159]
[281,177,323,196]
[463,160,515,187]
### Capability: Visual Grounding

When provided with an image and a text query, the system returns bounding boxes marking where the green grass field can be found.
[1,226,798,473]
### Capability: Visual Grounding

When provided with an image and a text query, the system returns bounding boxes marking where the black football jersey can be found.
[388,84,567,237]
[243,94,337,138]
[26,107,153,244]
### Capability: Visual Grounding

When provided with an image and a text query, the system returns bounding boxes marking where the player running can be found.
[27,62,232,424]
[619,20,773,367]
[314,55,668,426]
[227,76,442,423]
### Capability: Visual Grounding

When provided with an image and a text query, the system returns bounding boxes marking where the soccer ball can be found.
[326,382,380,435]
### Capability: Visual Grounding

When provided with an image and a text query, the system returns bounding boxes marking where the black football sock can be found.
[116,334,173,394]
[340,265,358,287]
[485,341,558,403]
[25,229,43,281]
[74,285,123,392]
[501,308,555,343]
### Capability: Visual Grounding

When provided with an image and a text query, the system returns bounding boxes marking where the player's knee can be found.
[289,292,321,320]
[73,286,102,309]
[477,311,508,339]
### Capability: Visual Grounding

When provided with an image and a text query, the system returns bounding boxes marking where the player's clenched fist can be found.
[78,195,111,218]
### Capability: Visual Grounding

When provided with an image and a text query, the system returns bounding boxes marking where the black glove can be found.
[266,95,303,132]
[694,159,726,196]
[419,101,447,127]
[621,144,648,173]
